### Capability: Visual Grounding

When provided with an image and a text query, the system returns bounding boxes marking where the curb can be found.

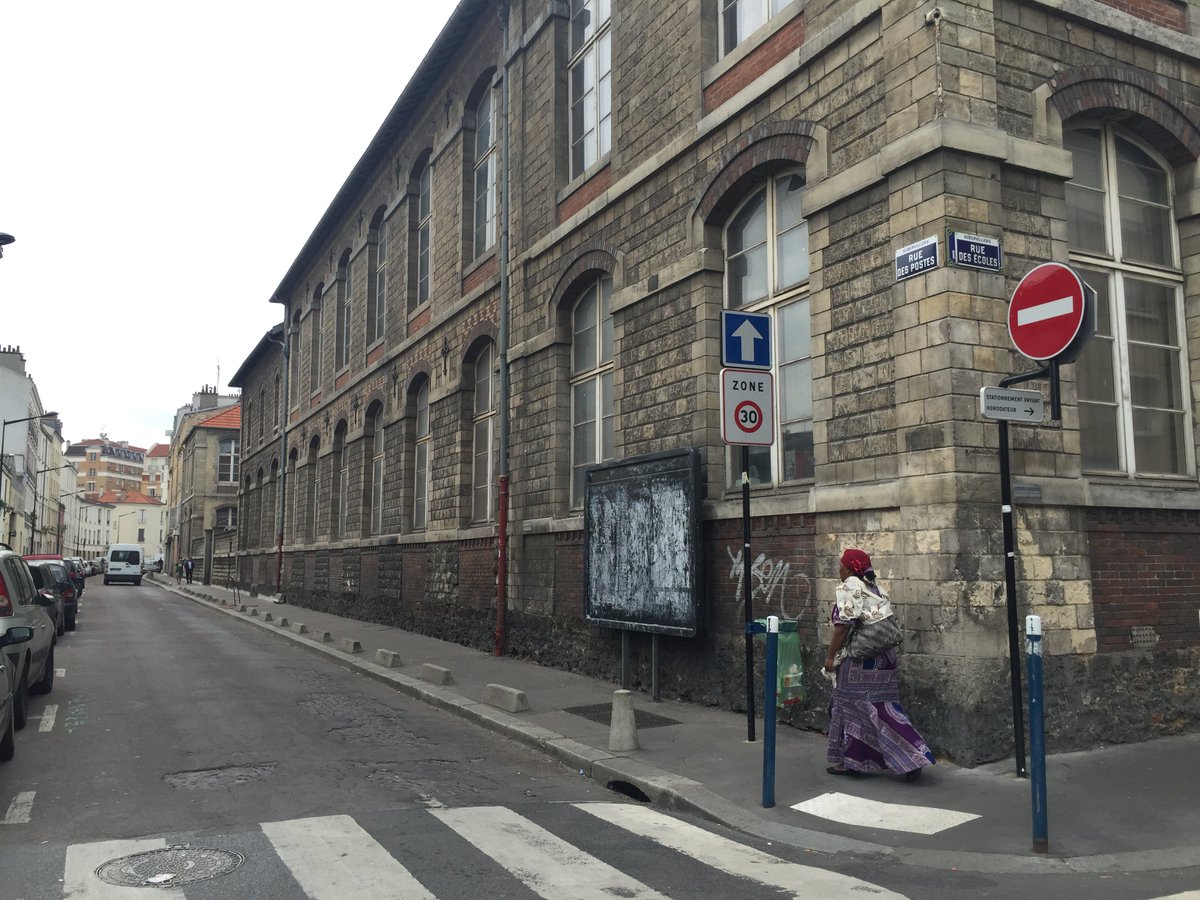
[170,584,1200,875]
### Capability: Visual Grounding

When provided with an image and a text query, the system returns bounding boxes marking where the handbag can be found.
[847,615,903,660]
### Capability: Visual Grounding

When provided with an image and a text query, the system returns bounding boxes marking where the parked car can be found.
[25,553,85,610]
[26,560,75,634]
[0,546,56,730]
[0,625,35,762]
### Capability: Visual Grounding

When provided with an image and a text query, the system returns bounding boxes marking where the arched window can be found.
[305,436,320,542]
[309,283,324,393]
[289,310,301,401]
[473,86,498,258]
[336,250,353,370]
[569,0,611,177]
[724,169,811,485]
[368,208,388,344]
[332,422,348,538]
[472,342,497,522]
[287,448,299,543]
[413,379,431,529]
[1066,126,1190,476]
[367,405,385,534]
[258,389,266,441]
[570,277,614,505]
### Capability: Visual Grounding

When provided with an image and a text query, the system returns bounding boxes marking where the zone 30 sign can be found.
[720,368,775,446]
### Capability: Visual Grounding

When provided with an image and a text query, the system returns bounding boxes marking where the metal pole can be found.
[763,615,778,807]
[1026,614,1048,852]
[998,418,1027,778]
[742,445,755,742]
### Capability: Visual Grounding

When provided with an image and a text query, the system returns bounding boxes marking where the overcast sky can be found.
[1,1,456,451]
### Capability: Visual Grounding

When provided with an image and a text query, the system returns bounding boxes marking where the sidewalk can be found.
[159,576,1200,876]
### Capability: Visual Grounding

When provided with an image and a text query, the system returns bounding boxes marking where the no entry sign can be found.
[1008,263,1092,361]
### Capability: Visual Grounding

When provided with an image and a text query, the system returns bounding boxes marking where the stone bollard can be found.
[609,689,639,752]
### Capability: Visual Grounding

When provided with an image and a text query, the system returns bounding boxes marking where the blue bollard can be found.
[1025,614,1048,853]
[763,615,778,808]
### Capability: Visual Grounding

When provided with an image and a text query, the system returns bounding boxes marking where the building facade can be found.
[65,438,146,497]
[230,0,1200,763]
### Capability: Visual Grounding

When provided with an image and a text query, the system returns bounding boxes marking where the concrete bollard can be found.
[609,689,639,752]
[247,607,259,617]
[420,664,454,685]
[276,617,289,628]
[481,683,530,713]
[315,631,332,643]
[375,649,402,668]
[338,638,363,654]
[263,612,274,622]
[290,622,308,634]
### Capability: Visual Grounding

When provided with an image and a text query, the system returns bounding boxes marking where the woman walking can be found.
[823,548,934,781]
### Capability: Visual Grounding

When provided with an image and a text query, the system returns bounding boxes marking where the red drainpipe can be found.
[494,475,508,656]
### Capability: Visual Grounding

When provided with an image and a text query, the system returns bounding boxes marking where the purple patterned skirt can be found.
[827,649,935,775]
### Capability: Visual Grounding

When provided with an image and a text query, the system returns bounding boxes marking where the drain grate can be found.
[563,702,681,729]
[96,845,244,888]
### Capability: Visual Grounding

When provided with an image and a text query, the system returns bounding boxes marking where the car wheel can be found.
[103,577,110,585]
[12,667,28,730]
[30,645,54,696]
[66,613,76,632]
[0,703,14,762]
[135,578,142,586]
[57,615,65,637]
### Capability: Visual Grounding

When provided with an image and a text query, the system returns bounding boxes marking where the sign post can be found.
[990,262,1094,779]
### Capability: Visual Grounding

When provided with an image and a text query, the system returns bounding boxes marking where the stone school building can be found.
[228,0,1200,764]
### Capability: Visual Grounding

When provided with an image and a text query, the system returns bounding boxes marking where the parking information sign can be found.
[721,368,775,445]
[980,386,1044,422]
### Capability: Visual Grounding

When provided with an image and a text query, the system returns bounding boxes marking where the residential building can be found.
[167,400,241,584]
[65,438,146,497]
[229,0,1200,764]
[95,490,166,563]
[144,443,170,500]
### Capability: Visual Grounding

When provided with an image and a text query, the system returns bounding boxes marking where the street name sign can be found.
[980,387,1044,422]
[721,310,771,369]
[1008,263,1091,361]
[949,231,1002,273]
[894,235,939,281]
[721,368,775,445]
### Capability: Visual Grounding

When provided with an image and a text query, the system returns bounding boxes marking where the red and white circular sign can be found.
[1008,263,1088,361]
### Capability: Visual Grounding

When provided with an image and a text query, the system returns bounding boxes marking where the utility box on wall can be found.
[584,448,704,636]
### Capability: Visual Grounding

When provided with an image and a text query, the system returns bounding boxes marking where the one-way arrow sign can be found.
[721,310,771,369]
[980,386,1044,422]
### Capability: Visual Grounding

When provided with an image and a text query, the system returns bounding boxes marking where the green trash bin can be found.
[754,619,805,707]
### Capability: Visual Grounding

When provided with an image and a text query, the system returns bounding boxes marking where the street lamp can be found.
[29,464,71,555]
[1,411,59,522]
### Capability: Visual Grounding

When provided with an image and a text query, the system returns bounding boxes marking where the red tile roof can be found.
[95,490,164,506]
[146,443,170,457]
[199,406,241,430]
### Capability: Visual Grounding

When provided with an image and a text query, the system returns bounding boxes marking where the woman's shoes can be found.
[826,765,859,777]
[904,768,922,783]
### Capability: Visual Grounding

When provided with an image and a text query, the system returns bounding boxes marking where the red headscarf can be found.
[840,548,873,577]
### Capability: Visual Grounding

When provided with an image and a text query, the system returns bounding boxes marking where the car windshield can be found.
[111,550,141,564]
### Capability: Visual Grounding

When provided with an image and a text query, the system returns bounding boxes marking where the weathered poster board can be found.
[584,448,703,636]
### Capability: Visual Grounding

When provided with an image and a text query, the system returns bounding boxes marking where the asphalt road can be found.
[1,576,1196,900]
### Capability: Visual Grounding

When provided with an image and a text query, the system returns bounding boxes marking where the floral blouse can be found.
[831,575,894,666]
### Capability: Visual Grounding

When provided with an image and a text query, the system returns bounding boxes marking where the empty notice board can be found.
[584,448,703,636]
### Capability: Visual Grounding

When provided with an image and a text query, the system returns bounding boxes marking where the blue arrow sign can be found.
[721,310,771,369]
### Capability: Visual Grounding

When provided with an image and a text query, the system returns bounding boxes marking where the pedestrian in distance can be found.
[823,548,934,782]
[184,557,194,584]
[175,560,182,585]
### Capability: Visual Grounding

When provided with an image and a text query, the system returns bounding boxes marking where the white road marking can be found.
[56,667,66,677]
[1017,295,1074,326]
[63,837,185,899]
[261,814,435,899]
[432,805,668,900]
[39,703,58,732]
[578,801,909,899]
[2,791,36,824]
[791,791,979,835]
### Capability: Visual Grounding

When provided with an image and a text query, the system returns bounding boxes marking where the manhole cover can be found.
[95,846,244,887]
[563,703,681,729]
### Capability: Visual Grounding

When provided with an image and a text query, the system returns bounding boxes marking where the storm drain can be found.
[563,703,681,729]
[95,845,244,888]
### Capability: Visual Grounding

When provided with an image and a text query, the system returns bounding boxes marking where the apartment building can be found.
[229,0,1200,763]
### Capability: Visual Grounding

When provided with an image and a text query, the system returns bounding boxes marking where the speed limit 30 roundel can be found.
[1008,263,1087,361]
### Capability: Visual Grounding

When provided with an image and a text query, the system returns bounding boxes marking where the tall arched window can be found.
[336,250,353,370]
[1066,125,1190,476]
[367,406,385,534]
[332,422,348,538]
[473,86,498,258]
[472,342,497,522]
[368,209,388,344]
[309,283,324,393]
[411,158,432,312]
[305,436,320,542]
[287,448,299,542]
[569,0,611,177]
[413,379,431,529]
[724,169,811,485]
[571,277,614,505]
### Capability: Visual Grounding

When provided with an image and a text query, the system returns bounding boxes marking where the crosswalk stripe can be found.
[64,837,185,899]
[39,703,58,732]
[431,805,670,900]
[577,802,909,900]
[790,791,979,835]
[2,791,35,824]
[260,814,435,899]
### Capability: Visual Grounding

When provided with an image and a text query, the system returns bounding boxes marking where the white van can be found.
[104,544,143,586]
